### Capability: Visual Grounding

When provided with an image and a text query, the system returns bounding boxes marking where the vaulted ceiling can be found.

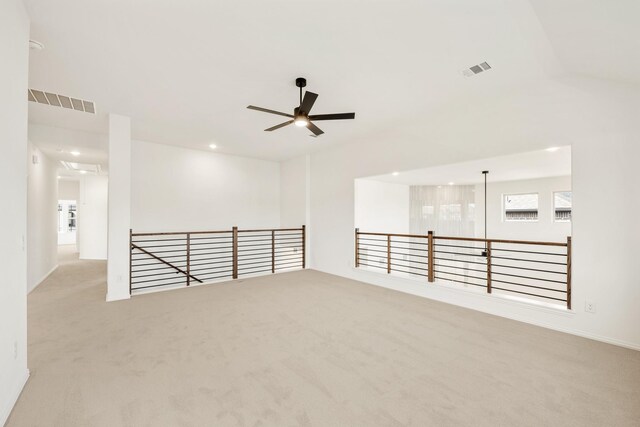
[24,0,639,161]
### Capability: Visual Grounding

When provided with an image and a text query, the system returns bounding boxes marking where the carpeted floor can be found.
[7,246,640,426]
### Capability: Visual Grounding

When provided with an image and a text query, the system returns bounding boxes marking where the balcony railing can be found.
[355,228,571,309]
[129,226,305,294]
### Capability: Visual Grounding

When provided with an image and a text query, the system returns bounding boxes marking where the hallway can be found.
[8,249,640,426]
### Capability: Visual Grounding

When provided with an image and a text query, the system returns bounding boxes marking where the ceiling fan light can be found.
[294,117,309,127]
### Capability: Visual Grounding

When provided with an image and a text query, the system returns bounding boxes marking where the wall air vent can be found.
[461,61,492,77]
[28,89,96,114]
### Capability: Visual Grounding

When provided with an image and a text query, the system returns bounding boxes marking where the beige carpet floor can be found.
[7,247,640,426]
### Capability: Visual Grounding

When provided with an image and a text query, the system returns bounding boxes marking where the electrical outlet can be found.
[585,301,596,313]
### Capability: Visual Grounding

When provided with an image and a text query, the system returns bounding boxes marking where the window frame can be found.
[553,190,572,223]
[502,192,539,223]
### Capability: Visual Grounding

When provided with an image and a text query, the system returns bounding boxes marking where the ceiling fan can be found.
[247,77,355,137]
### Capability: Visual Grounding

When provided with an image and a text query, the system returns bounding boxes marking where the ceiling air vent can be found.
[462,61,492,77]
[28,89,96,114]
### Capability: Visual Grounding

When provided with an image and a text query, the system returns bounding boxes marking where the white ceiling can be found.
[23,1,639,161]
[530,0,640,85]
[364,146,571,186]
[28,123,109,171]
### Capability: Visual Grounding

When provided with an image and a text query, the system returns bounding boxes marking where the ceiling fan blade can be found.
[309,112,355,121]
[265,120,294,131]
[247,105,293,118]
[307,121,324,136]
[299,91,318,114]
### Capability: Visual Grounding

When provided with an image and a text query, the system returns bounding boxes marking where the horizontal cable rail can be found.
[130,226,305,294]
[355,228,571,309]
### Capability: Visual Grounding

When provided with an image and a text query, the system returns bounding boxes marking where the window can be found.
[554,191,572,222]
[439,204,462,221]
[504,193,538,221]
[421,205,434,217]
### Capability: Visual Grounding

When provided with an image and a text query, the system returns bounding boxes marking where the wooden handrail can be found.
[239,227,305,233]
[356,231,429,239]
[131,243,203,283]
[356,230,567,247]
[132,227,304,237]
[131,230,231,237]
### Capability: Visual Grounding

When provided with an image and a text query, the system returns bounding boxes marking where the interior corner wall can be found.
[0,0,30,424]
[131,140,281,232]
[27,142,59,293]
[354,179,410,233]
[78,175,108,260]
[308,77,640,350]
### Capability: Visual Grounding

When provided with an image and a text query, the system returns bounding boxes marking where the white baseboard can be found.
[1,368,29,426]
[27,264,58,294]
[106,292,131,302]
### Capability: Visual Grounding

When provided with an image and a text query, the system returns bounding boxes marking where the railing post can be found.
[302,225,306,269]
[387,234,391,274]
[271,230,275,273]
[566,236,572,310]
[186,233,191,286]
[486,240,492,293]
[232,226,238,279]
[427,231,434,282]
[355,228,360,268]
[129,228,133,295]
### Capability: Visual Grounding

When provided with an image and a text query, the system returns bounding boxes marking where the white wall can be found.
[280,155,308,227]
[27,142,59,293]
[354,179,409,233]
[306,77,640,350]
[131,140,281,232]
[0,0,29,423]
[107,114,131,301]
[475,175,572,242]
[78,175,109,260]
[58,179,79,200]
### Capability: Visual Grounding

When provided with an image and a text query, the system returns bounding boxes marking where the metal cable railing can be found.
[355,228,571,309]
[130,226,305,294]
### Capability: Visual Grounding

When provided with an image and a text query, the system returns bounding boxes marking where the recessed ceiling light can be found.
[57,176,61,179]
[545,147,560,152]
[448,182,455,185]
[79,170,87,174]
[70,150,80,156]
[209,144,217,149]
[392,172,399,176]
